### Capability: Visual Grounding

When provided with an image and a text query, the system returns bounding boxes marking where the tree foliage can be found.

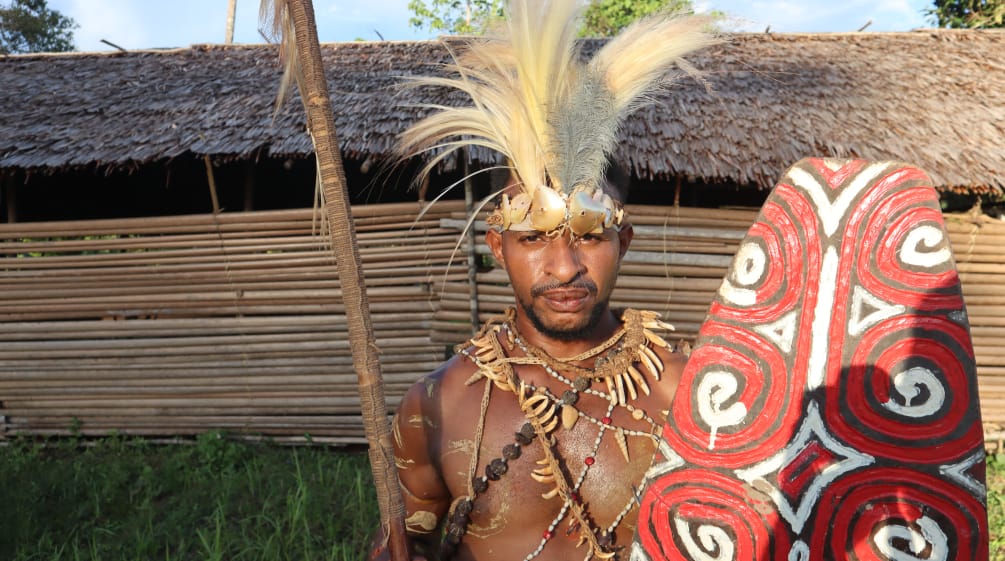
[407,0,694,37]
[0,0,76,54]
[581,0,692,37]
[927,0,1004,28]
[407,0,504,35]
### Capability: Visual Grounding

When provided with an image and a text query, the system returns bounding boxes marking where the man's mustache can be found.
[531,277,597,298]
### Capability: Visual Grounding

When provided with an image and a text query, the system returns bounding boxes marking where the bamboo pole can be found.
[0,245,461,269]
[274,2,407,558]
[0,315,433,338]
[1,233,463,255]
[0,366,441,383]
[0,202,464,236]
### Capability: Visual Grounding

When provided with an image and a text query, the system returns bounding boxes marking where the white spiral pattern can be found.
[718,242,766,307]
[697,371,749,450]
[674,518,735,561]
[882,366,946,419]
[900,225,951,268]
[872,516,949,561]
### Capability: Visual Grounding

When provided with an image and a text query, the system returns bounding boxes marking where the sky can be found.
[48,0,936,53]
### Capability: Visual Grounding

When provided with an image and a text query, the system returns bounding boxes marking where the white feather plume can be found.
[398,0,716,201]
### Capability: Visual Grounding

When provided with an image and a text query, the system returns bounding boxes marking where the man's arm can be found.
[370,374,452,560]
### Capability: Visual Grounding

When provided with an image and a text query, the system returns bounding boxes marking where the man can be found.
[372,1,714,558]
[386,180,686,560]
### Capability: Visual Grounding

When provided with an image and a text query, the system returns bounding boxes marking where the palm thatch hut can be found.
[1,30,1004,444]
[1,29,1003,222]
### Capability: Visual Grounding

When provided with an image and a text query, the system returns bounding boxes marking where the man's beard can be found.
[519,278,608,341]
[521,300,608,341]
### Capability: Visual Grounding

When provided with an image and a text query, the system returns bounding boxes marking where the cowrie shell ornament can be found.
[568,190,607,236]
[530,187,567,232]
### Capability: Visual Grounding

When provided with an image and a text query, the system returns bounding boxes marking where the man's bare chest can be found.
[434,381,663,545]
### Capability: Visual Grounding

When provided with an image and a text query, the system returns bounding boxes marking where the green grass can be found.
[990,452,1005,560]
[0,432,379,561]
[1,433,1002,561]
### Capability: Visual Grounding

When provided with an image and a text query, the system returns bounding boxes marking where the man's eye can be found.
[519,234,541,243]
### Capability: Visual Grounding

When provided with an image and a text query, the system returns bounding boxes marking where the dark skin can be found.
[372,224,686,561]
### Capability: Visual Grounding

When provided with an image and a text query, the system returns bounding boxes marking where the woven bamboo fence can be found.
[2,202,1002,449]
[432,205,1005,452]
[0,201,468,444]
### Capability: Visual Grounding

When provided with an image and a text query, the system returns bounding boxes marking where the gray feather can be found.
[548,68,621,194]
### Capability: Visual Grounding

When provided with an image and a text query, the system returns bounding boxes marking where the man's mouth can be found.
[539,288,591,312]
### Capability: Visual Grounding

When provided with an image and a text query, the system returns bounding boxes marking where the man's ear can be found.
[617,224,634,260]
[485,228,506,268]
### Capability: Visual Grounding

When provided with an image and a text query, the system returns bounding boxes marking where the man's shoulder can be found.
[401,347,481,405]
[656,341,688,373]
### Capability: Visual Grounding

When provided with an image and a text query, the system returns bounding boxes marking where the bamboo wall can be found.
[0,202,468,444]
[1,202,1002,449]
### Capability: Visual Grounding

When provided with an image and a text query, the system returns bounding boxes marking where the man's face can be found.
[486,226,633,341]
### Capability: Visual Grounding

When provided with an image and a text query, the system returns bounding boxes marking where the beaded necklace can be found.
[443,308,675,560]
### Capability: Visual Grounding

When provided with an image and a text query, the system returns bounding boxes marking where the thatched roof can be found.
[1,30,1002,193]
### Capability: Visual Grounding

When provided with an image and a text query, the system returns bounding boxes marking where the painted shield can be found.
[632,158,988,561]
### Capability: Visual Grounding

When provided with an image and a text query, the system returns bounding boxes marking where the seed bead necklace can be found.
[444,307,676,560]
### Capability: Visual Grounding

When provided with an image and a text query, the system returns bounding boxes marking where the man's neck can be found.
[510,307,623,360]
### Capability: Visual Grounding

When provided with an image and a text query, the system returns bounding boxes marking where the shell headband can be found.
[397,0,716,236]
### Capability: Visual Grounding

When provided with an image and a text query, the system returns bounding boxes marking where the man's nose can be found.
[544,237,584,283]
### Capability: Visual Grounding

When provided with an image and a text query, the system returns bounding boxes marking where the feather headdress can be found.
[398,0,717,236]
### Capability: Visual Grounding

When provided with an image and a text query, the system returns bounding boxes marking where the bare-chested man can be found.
[371,1,713,558]
[384,198,686,560]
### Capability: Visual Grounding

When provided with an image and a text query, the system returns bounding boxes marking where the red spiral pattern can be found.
[852,184,963,311]
[636,468,790,561]
[710,196,812,323]
[665,321,801,468]
[826,315,983,461]
[809,467,988,561]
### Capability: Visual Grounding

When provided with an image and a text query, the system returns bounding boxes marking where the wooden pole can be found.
[204,156,221,214]
[0,172,5,222]
[225,0,237,44]
[4,173,16,224]
[243,160,256,211]
[279,2,408,559]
